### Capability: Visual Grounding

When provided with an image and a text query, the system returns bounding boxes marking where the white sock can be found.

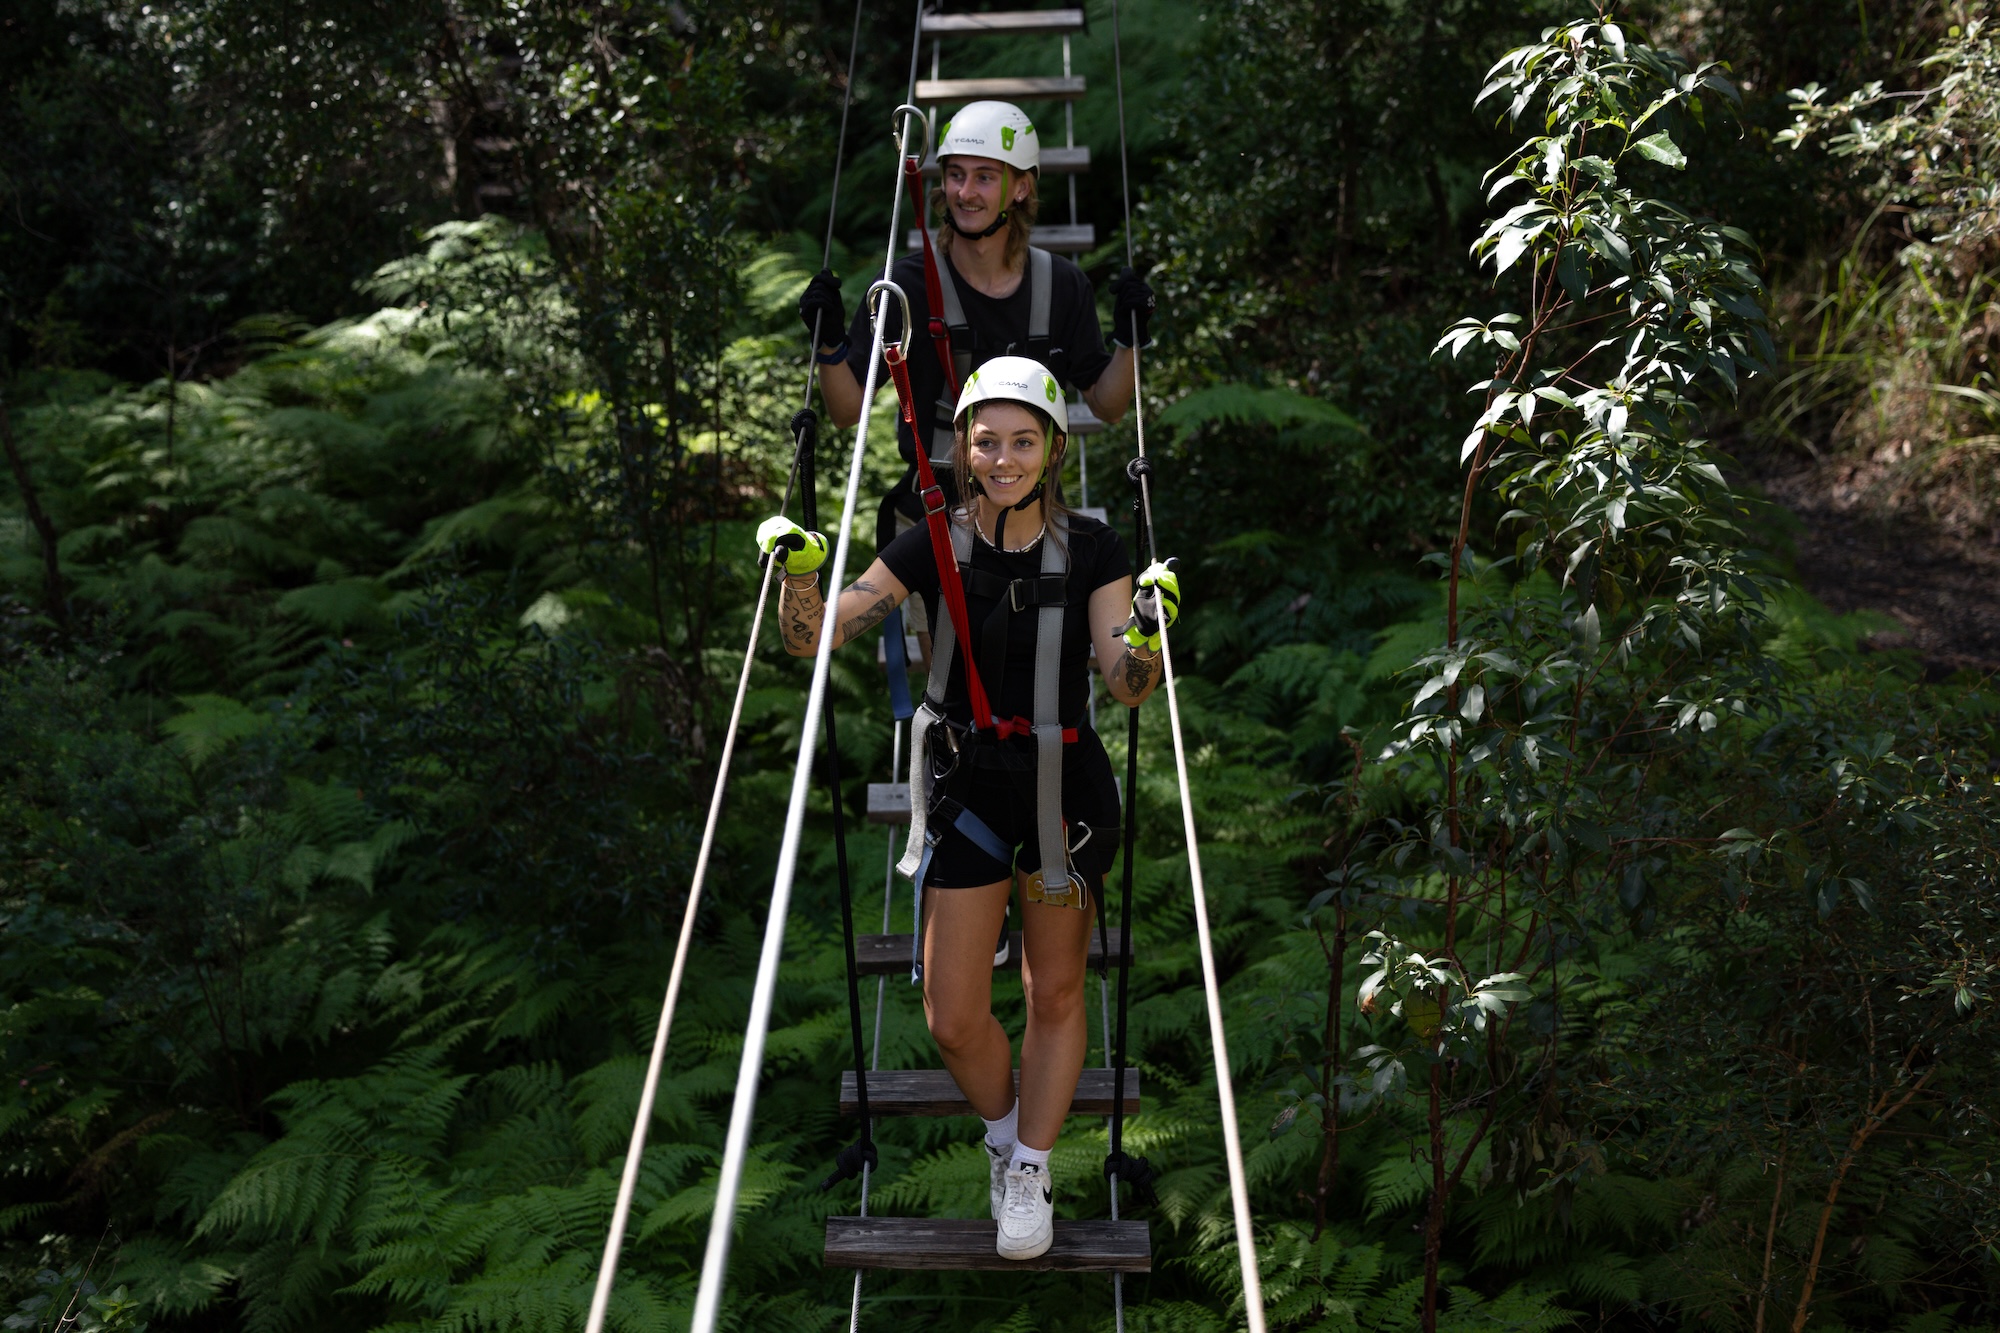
[982,1101,1019,1152]
[1010,1140,1051,1172]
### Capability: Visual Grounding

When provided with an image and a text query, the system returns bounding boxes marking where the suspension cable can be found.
[580,558,779,1333]
[1108,0,1266,1324]
[689,101,928,1333]
[580,9,868,1327]
[845,13,928,1332]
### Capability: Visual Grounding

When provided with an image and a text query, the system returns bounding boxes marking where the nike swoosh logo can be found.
[1041,1187,1052,1203]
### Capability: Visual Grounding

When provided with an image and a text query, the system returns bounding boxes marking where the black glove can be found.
[799,269,847,350]
[1108,266,1155,349]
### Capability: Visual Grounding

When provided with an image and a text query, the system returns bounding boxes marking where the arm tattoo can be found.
[1118,646,1156,696]
[838,593,897,646]
[781,578,825,653]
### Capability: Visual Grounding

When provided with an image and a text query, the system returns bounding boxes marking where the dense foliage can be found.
[2,3,1996,1333]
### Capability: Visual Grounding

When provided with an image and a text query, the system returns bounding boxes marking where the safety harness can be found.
[880,336,1088,984]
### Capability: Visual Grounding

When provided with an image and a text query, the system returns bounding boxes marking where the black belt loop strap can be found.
[801,423,876,1192]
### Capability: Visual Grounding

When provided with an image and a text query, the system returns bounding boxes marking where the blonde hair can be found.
[930,167,1041,269]
[952,399,1073,555]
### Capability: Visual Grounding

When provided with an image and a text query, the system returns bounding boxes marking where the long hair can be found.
[951,398,1073,556]
[931,168,1040,269]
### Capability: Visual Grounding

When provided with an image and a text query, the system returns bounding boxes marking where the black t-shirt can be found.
[845,250,1113,485]
[879,510,1128,730]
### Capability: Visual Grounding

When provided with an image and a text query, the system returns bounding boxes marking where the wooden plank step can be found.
[853,928,1130,976]
[923,145,1091,176]
[908,223,1095,254]
[826,1216,1150,1272]
[915,75,1086,105]
[920,8,1088,37]
[840,1066,1140,1117]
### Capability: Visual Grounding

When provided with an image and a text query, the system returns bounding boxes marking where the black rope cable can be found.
[1106,463,1152,1204]
[781,0,868,521]
[817,0,936,1209]
[1105,9,1264,1322]
[807,420,879,1192]
[1103,0,1153,1241]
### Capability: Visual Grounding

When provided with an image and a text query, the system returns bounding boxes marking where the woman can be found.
[756,356,1180,1261]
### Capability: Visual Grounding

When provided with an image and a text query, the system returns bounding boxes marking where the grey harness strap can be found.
[897,518,974,881]
[1030,513,1076,906]
[897,511,1079,907]
[927,244,1055,468]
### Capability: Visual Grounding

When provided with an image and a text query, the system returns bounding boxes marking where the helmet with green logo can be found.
[955,354,1068,437]
[936,101,1040,175]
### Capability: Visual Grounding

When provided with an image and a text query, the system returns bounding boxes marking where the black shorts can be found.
[923,729,1122,891]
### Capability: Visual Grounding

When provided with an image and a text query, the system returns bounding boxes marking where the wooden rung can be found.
[907,223,1095,254]
[915,76,1086,105]
[919,8,1088,37]
[853,928,1130,977]
[923,145,1091,177]
[826,1216,1150,1273]
[840,1066,1140,1118]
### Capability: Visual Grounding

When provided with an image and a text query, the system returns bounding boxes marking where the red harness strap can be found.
[903,155,961,401]
[884,343,993,731]
[883,332,1078,748]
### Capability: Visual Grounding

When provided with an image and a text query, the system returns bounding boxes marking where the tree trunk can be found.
[0,392,67,630]
[1791,1066,1931,1333]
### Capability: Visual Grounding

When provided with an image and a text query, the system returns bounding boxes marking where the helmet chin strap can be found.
[946,164,1015,241]
[990,434,1063,552]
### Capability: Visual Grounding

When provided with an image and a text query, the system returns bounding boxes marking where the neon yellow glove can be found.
[756,515,829,576]
[1123,558,1181,651]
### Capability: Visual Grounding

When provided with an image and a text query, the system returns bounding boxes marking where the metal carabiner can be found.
[926,719,961,785]
[891,103,929,161]
[866,278,915,364]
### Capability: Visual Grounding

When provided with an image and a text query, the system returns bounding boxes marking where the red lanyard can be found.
[903,155,961,401]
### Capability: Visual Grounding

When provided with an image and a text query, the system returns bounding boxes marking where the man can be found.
[799,100,1156,541]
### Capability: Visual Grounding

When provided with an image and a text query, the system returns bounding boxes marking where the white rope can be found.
[1102,0,1261,1303]
[582,555,780,1333]
[688,104,924,1333]
[1157,617,1266,1332]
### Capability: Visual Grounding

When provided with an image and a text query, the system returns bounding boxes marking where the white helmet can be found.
[936,101,1040,175]
[955,354,1068,437]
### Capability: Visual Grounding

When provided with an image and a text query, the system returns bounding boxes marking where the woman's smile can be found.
[968,401,1048,506]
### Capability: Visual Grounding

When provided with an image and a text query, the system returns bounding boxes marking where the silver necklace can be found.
[978,519,1045,554]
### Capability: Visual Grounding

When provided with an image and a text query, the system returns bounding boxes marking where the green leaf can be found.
[162,694,273,770]
[1156,384,1367,435]
[1632,131,1687,169]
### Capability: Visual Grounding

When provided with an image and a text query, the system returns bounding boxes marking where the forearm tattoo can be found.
[781,577,825,653]
[1116,645,1158,696]
[838,578,896,646]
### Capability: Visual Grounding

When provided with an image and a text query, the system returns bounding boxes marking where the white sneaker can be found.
[996,1161,1055,1260]
[985,1139,1012,1219]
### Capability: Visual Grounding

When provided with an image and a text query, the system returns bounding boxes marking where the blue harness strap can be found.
[908,799,1012,984]
[882,607,914,721]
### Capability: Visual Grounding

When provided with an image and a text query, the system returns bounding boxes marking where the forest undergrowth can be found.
[2,3,1997,1332]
